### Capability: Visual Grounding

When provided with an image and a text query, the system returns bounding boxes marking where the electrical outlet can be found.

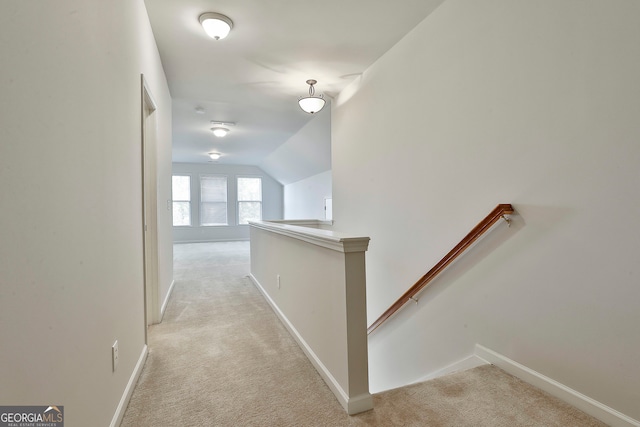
[277,274,281,289]
[112,340,119,372]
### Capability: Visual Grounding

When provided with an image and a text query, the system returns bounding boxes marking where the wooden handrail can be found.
[367,204,514,335]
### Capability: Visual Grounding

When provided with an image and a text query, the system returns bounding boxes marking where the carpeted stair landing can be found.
[120,242,607,426]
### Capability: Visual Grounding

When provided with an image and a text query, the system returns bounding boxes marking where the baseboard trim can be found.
[110,344,148,427]
[173,238,250,244]
[346,392,375,415]
[248,273,373,415]
[475,344,639,427]
[160,280,176,321]
[414,354,488,384]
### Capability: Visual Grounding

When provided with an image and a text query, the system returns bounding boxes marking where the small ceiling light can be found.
[209,152,221,160]
[210,121,235,137]
[195,106,205,114]
[199,12,233,40]
[298,79,326,114]
[211,127,229,137]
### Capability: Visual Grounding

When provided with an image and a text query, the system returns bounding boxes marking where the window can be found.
[172,175,191,226]
[200,175,228,226]
[324,198,333,221]
[237,177,262,225]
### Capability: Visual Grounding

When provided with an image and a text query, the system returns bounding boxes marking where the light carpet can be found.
[120,241,607,426]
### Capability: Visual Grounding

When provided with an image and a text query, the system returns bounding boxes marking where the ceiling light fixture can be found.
[211,127,229,137]
[298,79,325,114]
[210,121,235,138]
[199,12,233,40]
[209,152,221,160]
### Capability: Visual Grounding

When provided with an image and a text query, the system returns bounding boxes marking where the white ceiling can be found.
[144,0,446,167]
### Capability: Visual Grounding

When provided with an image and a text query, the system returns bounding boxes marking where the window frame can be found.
[199,174,229,227]
[171,174,192,227]
[237,176,263,225]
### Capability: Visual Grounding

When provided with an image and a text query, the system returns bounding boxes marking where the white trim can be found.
[413,354,488,384]
[173,238,251,244]
[267,219,333,227]
[347,392,375,415]
[236,175,263,225]
[171,174,192,227]
[160,280,176,320]
[110,345,148,427]
[475,344,640,427]
[249,273,373,415]
[141,75,160,329]
[249,220,370,253]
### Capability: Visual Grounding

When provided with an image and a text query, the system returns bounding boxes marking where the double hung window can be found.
[237,177,262,225]
[200,175,228,226]
[172,175,191,226]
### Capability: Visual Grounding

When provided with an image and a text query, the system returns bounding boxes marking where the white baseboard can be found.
[248,273,373,415]
[160,280,176,321]
[110,344,148,427]
[414,354,488,384]
[475,344,640,427]
[173,238,250,244]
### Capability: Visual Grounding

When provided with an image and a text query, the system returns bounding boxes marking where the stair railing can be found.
[367,204,515,335]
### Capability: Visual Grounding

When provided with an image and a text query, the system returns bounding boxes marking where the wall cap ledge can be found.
[249,220,370,253]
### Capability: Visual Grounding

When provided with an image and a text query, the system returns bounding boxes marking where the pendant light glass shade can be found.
[199,13,233,40]
[298,79,325,114]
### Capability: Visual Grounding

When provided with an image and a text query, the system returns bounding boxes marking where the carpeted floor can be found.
[120,241,608,426]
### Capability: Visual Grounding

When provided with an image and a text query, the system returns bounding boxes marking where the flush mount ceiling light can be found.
[211,127,229,137]
[210,121,235,137]
[199,12,233,40]
[209,152,221,160]
[298,79,325,114]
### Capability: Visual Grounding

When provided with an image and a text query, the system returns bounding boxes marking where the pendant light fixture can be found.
[199,12,233,40]
[298,79,325,114]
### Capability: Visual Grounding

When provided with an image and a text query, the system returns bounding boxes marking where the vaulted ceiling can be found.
[144,0,446,172]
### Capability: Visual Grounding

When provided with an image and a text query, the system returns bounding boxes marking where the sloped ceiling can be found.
[144,0,446,175]
[259,106,331,185]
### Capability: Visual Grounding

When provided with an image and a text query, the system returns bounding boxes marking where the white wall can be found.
[284,170,332,220]
[0,1,172,425]
[332,0,640,421]
[172,163,283,243]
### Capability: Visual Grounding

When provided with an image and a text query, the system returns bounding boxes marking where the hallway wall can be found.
[332,0,640,421]
[284,170,332,220]
[0,1,172,425]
